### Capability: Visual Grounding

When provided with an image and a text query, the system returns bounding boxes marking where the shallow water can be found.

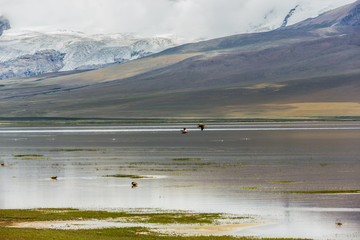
[0,123,359,239]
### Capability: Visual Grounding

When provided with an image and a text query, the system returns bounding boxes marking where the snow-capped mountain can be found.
[0,25,181,80]
[226,1,356,34]
[0,1,356,80]
[289,0,360,29]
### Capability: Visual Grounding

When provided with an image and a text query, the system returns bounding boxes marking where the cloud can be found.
[0,0,356,40]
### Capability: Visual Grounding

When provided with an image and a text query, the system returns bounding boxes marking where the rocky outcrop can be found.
[339,3,360,26]
[0,16,10,36]
[280,5,299,28]
[0,50,65,80]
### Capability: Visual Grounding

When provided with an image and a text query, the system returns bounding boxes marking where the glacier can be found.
[0,28,181,80]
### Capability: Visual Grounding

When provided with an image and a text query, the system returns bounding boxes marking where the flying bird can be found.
[198,124,206,131]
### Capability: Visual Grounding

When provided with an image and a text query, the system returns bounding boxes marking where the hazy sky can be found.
[0,0,356,39]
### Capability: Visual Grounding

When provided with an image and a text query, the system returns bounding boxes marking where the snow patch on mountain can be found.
[0,29,181,79]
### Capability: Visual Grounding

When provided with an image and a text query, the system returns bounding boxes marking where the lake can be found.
[0,123,359,239]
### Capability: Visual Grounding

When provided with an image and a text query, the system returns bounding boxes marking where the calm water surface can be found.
[0,123,359,239]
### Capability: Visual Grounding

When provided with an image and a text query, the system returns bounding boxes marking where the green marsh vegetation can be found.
[172,158,202,161]
[0,209,309,240]
[103,174,152,179]
[241,187,259,190]
[13,154,48,160]
[49,149,100,152]
[0,227,311,240]
[0,208,221,225]
[285,190,360,194]
[13,154,44,158]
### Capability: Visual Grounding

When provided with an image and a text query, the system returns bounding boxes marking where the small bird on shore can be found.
[132,182,138,188]
[1,162,4,167]
[335,220,343,227]
[51,176,57,180]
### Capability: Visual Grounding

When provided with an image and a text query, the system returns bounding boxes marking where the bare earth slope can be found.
[1,1,360,119]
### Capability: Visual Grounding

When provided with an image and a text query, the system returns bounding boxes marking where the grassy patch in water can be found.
[285,190,360,194]
[0,208,125,223]
[13,154,44,158]
[241,187,259,190]
[148,168,177,172]
[274,181,301,184]
[0,227,310,240]
[103,174,151,179]
[0,209,220,225]
[13,154,48,160]
[0,209,310,239]
[49,149,99,152]
[172,158,202,161]
[136,212,221,224]
[0,227,152,240]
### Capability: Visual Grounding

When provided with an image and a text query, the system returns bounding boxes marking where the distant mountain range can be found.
[0,26,180,80]
[1,0,360,120]
[0,2,350,81]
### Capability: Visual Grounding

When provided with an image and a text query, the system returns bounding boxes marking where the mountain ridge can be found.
[289,0,360,29]
[1,1,360,119]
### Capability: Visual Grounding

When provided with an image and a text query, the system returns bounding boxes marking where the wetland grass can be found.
[0,208,126,222]
[285,190,360,194]
[0,227,310,240]
[0,209,220,224]
[103,174,152,179]
[49,149,100,152]
[13,154,44,158]
[13,154,48,160]
[241,187,259,190]
[0,209,309,240]
[172,158,202,161]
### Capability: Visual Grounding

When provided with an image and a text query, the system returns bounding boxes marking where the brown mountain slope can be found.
[2,71,359,119]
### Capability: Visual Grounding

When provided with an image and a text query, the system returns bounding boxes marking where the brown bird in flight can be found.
[198,124,206,131]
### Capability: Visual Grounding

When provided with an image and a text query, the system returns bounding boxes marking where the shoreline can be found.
[1,208,272,238]
[1,117,360,126]
[8,219,269,236]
